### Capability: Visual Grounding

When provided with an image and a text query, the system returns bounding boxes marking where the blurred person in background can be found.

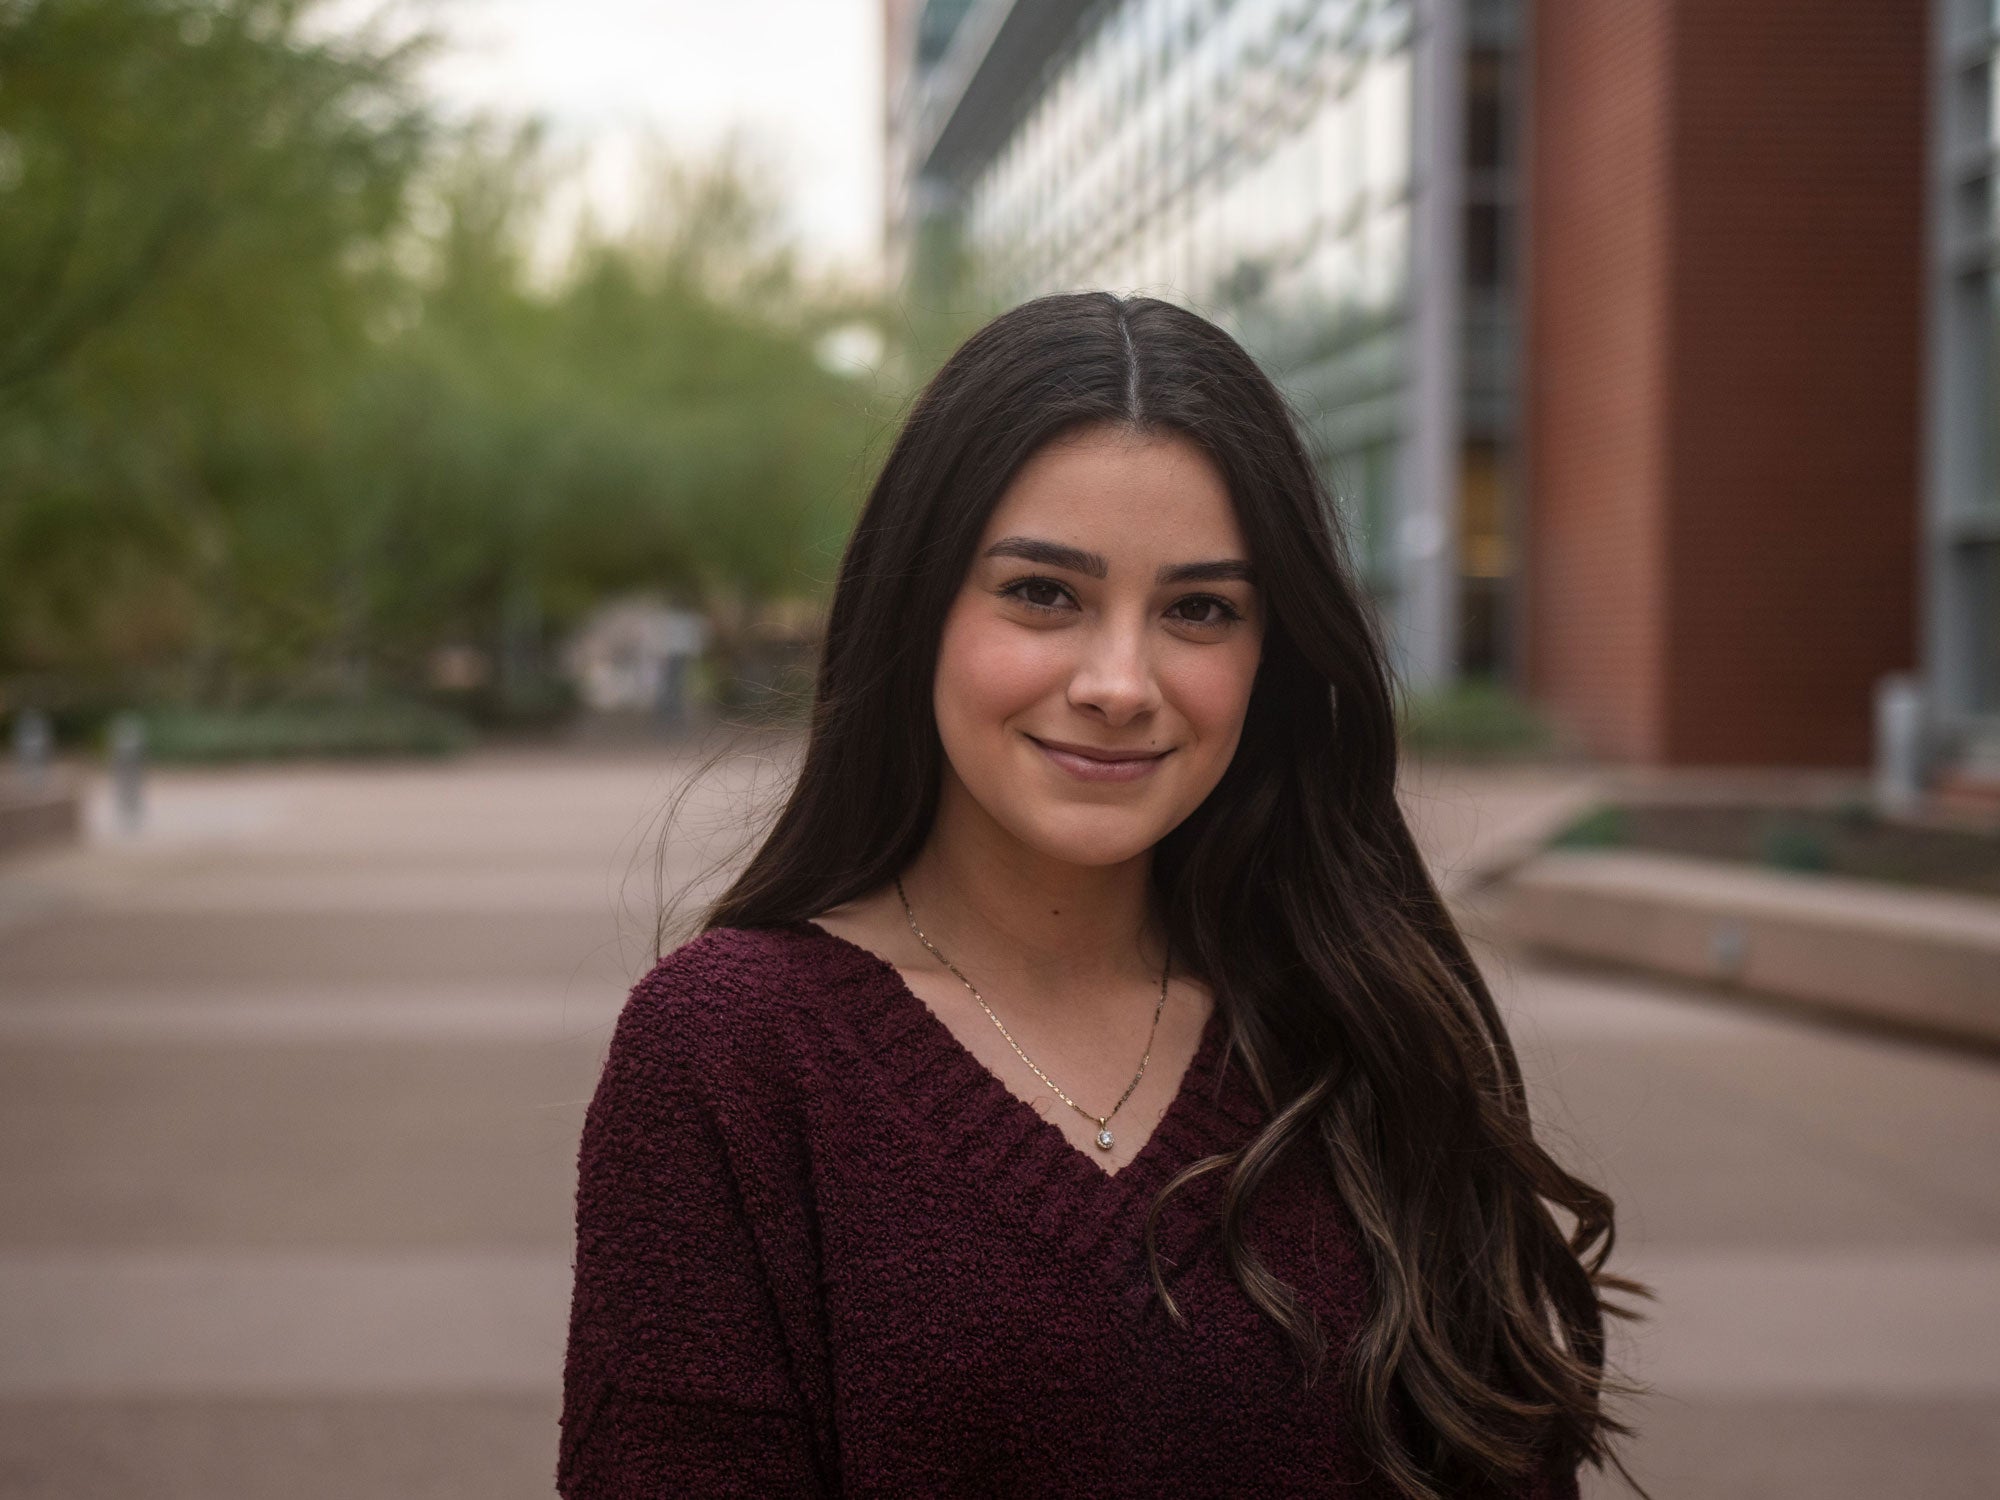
[559,293,1648,1499]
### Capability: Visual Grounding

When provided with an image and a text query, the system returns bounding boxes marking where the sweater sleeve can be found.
[557,968,830,1499]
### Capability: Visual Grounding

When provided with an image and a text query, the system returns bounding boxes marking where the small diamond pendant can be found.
[1095,1127,1115,1151]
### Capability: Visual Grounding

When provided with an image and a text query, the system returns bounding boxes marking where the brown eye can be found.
[1170,595,1241,628]
[1000,577,1074,612]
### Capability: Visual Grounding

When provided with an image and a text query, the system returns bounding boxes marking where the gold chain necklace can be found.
[894,875,1169,1152]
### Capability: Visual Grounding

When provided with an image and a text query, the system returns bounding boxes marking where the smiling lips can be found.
[1027,734,1171,783]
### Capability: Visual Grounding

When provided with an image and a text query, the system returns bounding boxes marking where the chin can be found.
[1010,807,1173,868]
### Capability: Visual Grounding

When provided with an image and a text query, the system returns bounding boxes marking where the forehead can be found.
[980,426,1247,559]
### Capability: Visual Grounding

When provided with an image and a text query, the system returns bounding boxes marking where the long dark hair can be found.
[705,291,1648,1498]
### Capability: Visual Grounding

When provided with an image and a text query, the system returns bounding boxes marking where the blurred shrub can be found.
[143,700,474,762]
[435,670,579,732]
[1549,804,1628,850]
[1762,820,1832,874]
[1396,678,1558,760]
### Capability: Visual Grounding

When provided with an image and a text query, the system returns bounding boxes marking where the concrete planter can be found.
[1490,848,2000,1049]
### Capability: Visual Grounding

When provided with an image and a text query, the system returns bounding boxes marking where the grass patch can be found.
[1550,804,1627,849]
[1543,798,2000,897]
[141,700,475,763]
[1397,679,1558,761]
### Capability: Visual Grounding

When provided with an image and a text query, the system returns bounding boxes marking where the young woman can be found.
[559,293,1645,1498]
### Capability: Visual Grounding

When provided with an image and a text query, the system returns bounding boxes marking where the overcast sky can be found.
[413,0,885,282]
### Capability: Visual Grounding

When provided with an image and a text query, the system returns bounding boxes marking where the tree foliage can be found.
[0,0,888,718]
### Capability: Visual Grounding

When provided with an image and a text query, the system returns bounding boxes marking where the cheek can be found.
[933,603,1065,733]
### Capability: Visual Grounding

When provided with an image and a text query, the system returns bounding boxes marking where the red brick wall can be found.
[1523,0,1675,762]
[1525,0,1925,766]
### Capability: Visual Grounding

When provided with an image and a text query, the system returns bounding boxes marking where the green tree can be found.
[0,0,431,703]
[0,0,892,733]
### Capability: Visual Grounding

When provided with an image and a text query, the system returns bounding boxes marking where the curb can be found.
[1484,848,2000,1050]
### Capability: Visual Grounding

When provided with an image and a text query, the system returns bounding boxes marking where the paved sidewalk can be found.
[0,746,1992,1497]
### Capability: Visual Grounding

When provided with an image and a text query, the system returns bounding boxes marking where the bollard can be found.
[658,654,688,729]
[110,711,146,834]
[13,708,52,794]
[1872,673,1928,817]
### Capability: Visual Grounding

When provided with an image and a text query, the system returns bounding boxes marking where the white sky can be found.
[409,0,885,284]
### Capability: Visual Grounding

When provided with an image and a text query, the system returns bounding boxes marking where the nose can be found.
[1066,609,1161,726]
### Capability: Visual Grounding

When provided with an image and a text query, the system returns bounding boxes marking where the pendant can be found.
[1095,1126,1115,1151]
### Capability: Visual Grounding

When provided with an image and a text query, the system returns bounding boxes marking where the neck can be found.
[900,770,1166,1007]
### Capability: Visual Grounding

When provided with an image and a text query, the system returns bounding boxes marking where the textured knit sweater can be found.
[559,921,1583,1499]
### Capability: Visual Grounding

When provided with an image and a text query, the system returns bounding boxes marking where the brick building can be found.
[1527,1,1926,767]
[885,0,1988,779]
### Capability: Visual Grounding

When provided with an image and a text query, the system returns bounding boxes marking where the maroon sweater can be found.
[559,921,1582,1498]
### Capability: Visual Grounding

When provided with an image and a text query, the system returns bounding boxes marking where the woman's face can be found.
[932,423,1265,869]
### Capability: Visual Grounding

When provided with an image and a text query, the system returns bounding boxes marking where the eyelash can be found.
[996,576,1244,628]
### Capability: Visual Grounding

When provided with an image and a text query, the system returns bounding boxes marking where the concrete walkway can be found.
[0,745,1993,1497]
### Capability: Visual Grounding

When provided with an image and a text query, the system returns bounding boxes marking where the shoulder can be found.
[633,922,828,1013]
[608,922,873,1096]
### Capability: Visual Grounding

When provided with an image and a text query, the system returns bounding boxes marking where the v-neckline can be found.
[789,918,1253,1201]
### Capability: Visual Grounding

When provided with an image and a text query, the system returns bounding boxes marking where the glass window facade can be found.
[902,0,1519,685]
[1929,1,2000,725]
[962,0,1415,334]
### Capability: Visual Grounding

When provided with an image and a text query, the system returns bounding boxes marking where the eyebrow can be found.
[982,535,1256,587]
